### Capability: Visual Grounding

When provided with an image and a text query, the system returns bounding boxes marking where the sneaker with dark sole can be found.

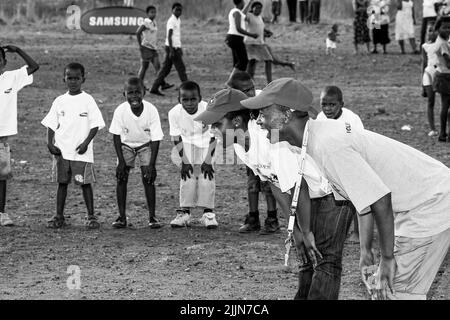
[86,216,100,229]
[149,217,162,229]
[238,215,261,233]
[150,89,164,96]
[259,217,280,235]
[47,215,66,229]
[112,217,127,229]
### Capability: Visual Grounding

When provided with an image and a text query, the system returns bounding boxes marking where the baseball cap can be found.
[194,88,248,125]
[240,78,319,116]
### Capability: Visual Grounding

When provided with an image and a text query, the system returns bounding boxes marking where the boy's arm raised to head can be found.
[136,25,145,47]
[3,45,39,75]
[242,0,254,14]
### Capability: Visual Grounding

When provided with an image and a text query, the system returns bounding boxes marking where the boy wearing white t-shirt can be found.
[316,85,363,242]
[168,81,218,229]
[109,77,163,229]
[0,45,39,227]
[41,63,105,229]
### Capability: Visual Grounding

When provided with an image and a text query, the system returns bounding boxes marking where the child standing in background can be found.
[326,24,340,55]
[168,81,218,229]
[42,62,105,229]
[371,0,391,54]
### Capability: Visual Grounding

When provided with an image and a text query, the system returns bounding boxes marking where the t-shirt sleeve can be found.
[168,108,182,137]
[13,66,33,91]
[87,97,105,130]
[41,100,59,132]
[353,113,364,130]
[109,107,123,135]
[322,148,391,213]
[149,106,164,141]
[271,146,298,193]
[167,16,175,31]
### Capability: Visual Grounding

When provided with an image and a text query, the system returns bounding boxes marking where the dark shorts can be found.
[54,156,95,185]
[247,167,272,194]
[140,46,158,62]
[272,1,281,16]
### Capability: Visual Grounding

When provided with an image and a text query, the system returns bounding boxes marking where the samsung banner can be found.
[80,6,147,34]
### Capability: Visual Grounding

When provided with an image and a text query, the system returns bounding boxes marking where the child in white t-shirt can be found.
[168,81,218,229]
[326,24,340,55]
[41,62,105,229]
[109,77,164,229]
[317,85,363,242]
[0,45,39,227]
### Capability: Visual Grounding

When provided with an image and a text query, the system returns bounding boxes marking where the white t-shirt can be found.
[228,8,246,37]
[233,120,280,188]
[305,119,450,238]
[41,91,105,163]
[141,18,157,50]
[109,100,164,148]
[271,141,333,199]
[0,66,33,137]
[168,101,212,149]
[165,14,181,48]
[316,107,364,130]
[423,0,438,18]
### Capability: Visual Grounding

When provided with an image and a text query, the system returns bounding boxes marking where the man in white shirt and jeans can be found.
[0,45,39,227]
[242,77,450,300]
[150,3,188,96]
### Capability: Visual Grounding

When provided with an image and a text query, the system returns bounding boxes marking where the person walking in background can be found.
[299,0,309,23]
[353,0,371,54]
[149,3,188,96]
[395,0,419,54]
[226,0,258,84]
[287,0,298,23]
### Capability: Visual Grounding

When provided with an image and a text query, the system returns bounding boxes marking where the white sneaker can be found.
[0,212,14,226]
[170,211,191,228]
[200,212,218,229]
[428,130,438,137]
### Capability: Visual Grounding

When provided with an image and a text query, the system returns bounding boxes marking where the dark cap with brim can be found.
[194,88,248,125]
[240,78,319,116]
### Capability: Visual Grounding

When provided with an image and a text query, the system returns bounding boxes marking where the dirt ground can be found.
[0,19,448,300]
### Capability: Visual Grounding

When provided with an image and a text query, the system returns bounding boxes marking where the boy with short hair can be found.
[168,81,218,229]
[0,45,39,226]
[41,62,105,229]
[109,77,163,229]
[226,71,279,234]
[150,3,188,96]
[316,85,363,242]
[136,5,173,90]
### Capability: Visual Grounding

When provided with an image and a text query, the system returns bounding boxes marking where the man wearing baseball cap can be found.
[196,87,357,300]
[242,77,450,300]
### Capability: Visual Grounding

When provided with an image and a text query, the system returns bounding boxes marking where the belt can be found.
[122,142,151,153]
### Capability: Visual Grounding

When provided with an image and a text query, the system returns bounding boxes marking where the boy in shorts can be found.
[136,5,173,90]
[0,45,39,226]
[109,77,163,229]
[168,81,218,228]
[41,62,105,229]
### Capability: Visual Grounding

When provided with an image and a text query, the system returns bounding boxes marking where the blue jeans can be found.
[294,194,355,300]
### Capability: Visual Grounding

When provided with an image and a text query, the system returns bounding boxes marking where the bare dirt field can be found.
[0,18,448,300]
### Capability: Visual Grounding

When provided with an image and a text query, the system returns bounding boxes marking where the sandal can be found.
[47,216,66,229]
[85,216,100,229]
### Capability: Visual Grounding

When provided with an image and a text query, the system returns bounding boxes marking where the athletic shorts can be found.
[140,46,158,62]
[0,141,12,180]
[247,166,272,195]
[121,144,151,168]
[53,156,95,185]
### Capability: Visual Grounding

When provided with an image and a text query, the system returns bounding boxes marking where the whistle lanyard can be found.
[284,120,309,266]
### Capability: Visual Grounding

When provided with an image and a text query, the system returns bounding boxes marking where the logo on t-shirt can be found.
[79,112,88,117]
[3,88,12,94]
[345,122,352,133]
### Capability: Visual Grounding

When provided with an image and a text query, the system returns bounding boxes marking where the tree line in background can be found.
[0,0,423,25]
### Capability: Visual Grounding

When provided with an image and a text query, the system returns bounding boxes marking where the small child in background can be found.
[41,62,105,229]
[326,24,340,55]
[109,77,163,229]
[370,0,391,54]
[271,0,281,24]
[0,45,39,226]
[422,29,439,137]
[168,81,218,229]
